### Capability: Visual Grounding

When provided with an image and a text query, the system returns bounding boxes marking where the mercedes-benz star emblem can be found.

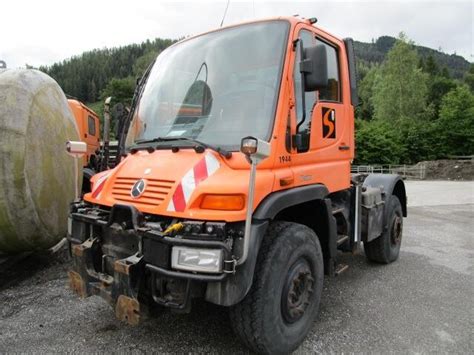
[131,179,146,198]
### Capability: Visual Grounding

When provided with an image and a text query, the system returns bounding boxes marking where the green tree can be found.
[441,67,450,79]
[355,119,405,164]
[436,85,474,156]
[397,118,439,163]
[418,57,424,70]
[89,80,97,102]
[133,50,158,77]
[100,77,135,105]
[357,65,379,120]
[464,64,474,92]
[423,54,440,76]
[372,33,428,122]
[426,76,458,117]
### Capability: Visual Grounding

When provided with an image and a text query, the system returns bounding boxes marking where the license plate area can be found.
[101,226,140,276]
[142,236,171,269]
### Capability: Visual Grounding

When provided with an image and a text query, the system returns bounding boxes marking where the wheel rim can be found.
[281,258,314,324]
[391,215,402,246]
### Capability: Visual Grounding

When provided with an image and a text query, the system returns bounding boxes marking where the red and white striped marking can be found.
[91,171,111,199]
[168,153,220,212]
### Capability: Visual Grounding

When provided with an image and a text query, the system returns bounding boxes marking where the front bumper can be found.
[67,203,239,322]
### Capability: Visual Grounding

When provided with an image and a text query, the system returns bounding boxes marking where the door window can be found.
[88,115,96,136]
[317,39,340,102]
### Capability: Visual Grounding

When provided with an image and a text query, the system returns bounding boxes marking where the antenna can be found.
[220,0,230,27]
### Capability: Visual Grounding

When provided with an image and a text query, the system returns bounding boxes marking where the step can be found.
[337,234,349,246]
[332,207,345,215]
[335,263,349,276]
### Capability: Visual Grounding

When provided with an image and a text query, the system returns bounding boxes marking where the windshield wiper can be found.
[135,137,232,159]
[134,137,168,145]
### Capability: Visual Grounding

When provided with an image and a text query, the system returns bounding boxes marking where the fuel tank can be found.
[0,69,82,253]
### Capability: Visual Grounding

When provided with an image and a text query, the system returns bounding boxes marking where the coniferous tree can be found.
[424,54,440,76]
[464,64,474,92]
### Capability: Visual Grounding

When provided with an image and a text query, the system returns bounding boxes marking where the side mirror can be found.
[300,44,328,92]
[240,136,270,164]
[66,141,87,158]
[293,132,310,152]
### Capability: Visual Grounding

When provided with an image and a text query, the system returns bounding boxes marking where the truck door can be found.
[83,112,100,164]
[290,26,352,192]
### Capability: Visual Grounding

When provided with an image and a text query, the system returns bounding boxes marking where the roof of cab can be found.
[165,16,341,52]
[68,99,99,117]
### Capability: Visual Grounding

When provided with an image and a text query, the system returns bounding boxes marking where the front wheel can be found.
[229,221,324,354]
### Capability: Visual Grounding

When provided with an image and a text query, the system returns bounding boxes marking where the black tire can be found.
[229,221,324,354]
[364,195,403,264]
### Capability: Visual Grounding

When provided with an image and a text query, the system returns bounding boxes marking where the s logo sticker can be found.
[322,108,336,139]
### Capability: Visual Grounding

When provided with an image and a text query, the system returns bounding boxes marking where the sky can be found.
[1,0,472,69]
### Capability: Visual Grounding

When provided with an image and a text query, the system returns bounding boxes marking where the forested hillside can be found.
[39,33,473,165]
[40,38,175,103]
[40,35,471,104]
[355,36,470,79]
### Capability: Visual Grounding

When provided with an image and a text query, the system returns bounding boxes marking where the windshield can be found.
[126,21,289,150]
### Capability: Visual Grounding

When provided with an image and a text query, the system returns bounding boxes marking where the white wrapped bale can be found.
[0,69,82,253]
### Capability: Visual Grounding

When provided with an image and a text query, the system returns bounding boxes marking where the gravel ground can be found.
[0,181,473,353]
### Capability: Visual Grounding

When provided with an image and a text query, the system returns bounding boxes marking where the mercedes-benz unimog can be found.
[66,16,407,353]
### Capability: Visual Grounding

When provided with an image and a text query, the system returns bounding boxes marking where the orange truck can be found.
[66,17,406,353]
[67,99,100,189]
[68,98,116,192]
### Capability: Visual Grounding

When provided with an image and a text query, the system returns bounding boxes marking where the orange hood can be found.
[85,149,275,222]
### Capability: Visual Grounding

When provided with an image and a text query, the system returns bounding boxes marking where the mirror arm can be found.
[296,38,307,133]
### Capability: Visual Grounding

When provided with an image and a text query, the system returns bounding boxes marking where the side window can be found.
[88,115,96,136]
[317,39,340,102]
[294,30,316,149]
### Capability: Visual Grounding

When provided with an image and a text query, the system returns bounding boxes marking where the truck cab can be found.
[68,99,100,167]
[67,17,406,353]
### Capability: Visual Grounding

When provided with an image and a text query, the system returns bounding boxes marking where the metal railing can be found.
[351,164,426,180]
[448,155,474,160]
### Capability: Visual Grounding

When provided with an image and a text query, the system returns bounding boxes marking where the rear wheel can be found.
[229,221,324,354]
[364,196,403,263]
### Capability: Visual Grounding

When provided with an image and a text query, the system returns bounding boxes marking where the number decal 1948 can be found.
[279,155,291,163]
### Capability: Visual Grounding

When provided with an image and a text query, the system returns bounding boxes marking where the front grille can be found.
[112,177,175,207]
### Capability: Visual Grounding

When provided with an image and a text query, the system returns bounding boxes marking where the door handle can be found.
[339,145,350,151]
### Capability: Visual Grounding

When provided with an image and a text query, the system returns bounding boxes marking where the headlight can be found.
[171,247,223,274]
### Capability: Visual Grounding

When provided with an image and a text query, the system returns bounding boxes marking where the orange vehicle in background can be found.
[68,99,100,167]
[66,16,407,353]
[67,98,119,192]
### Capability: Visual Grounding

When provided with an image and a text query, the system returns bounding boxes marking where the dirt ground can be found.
[0,181,473,353]
[415,159,474,180]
